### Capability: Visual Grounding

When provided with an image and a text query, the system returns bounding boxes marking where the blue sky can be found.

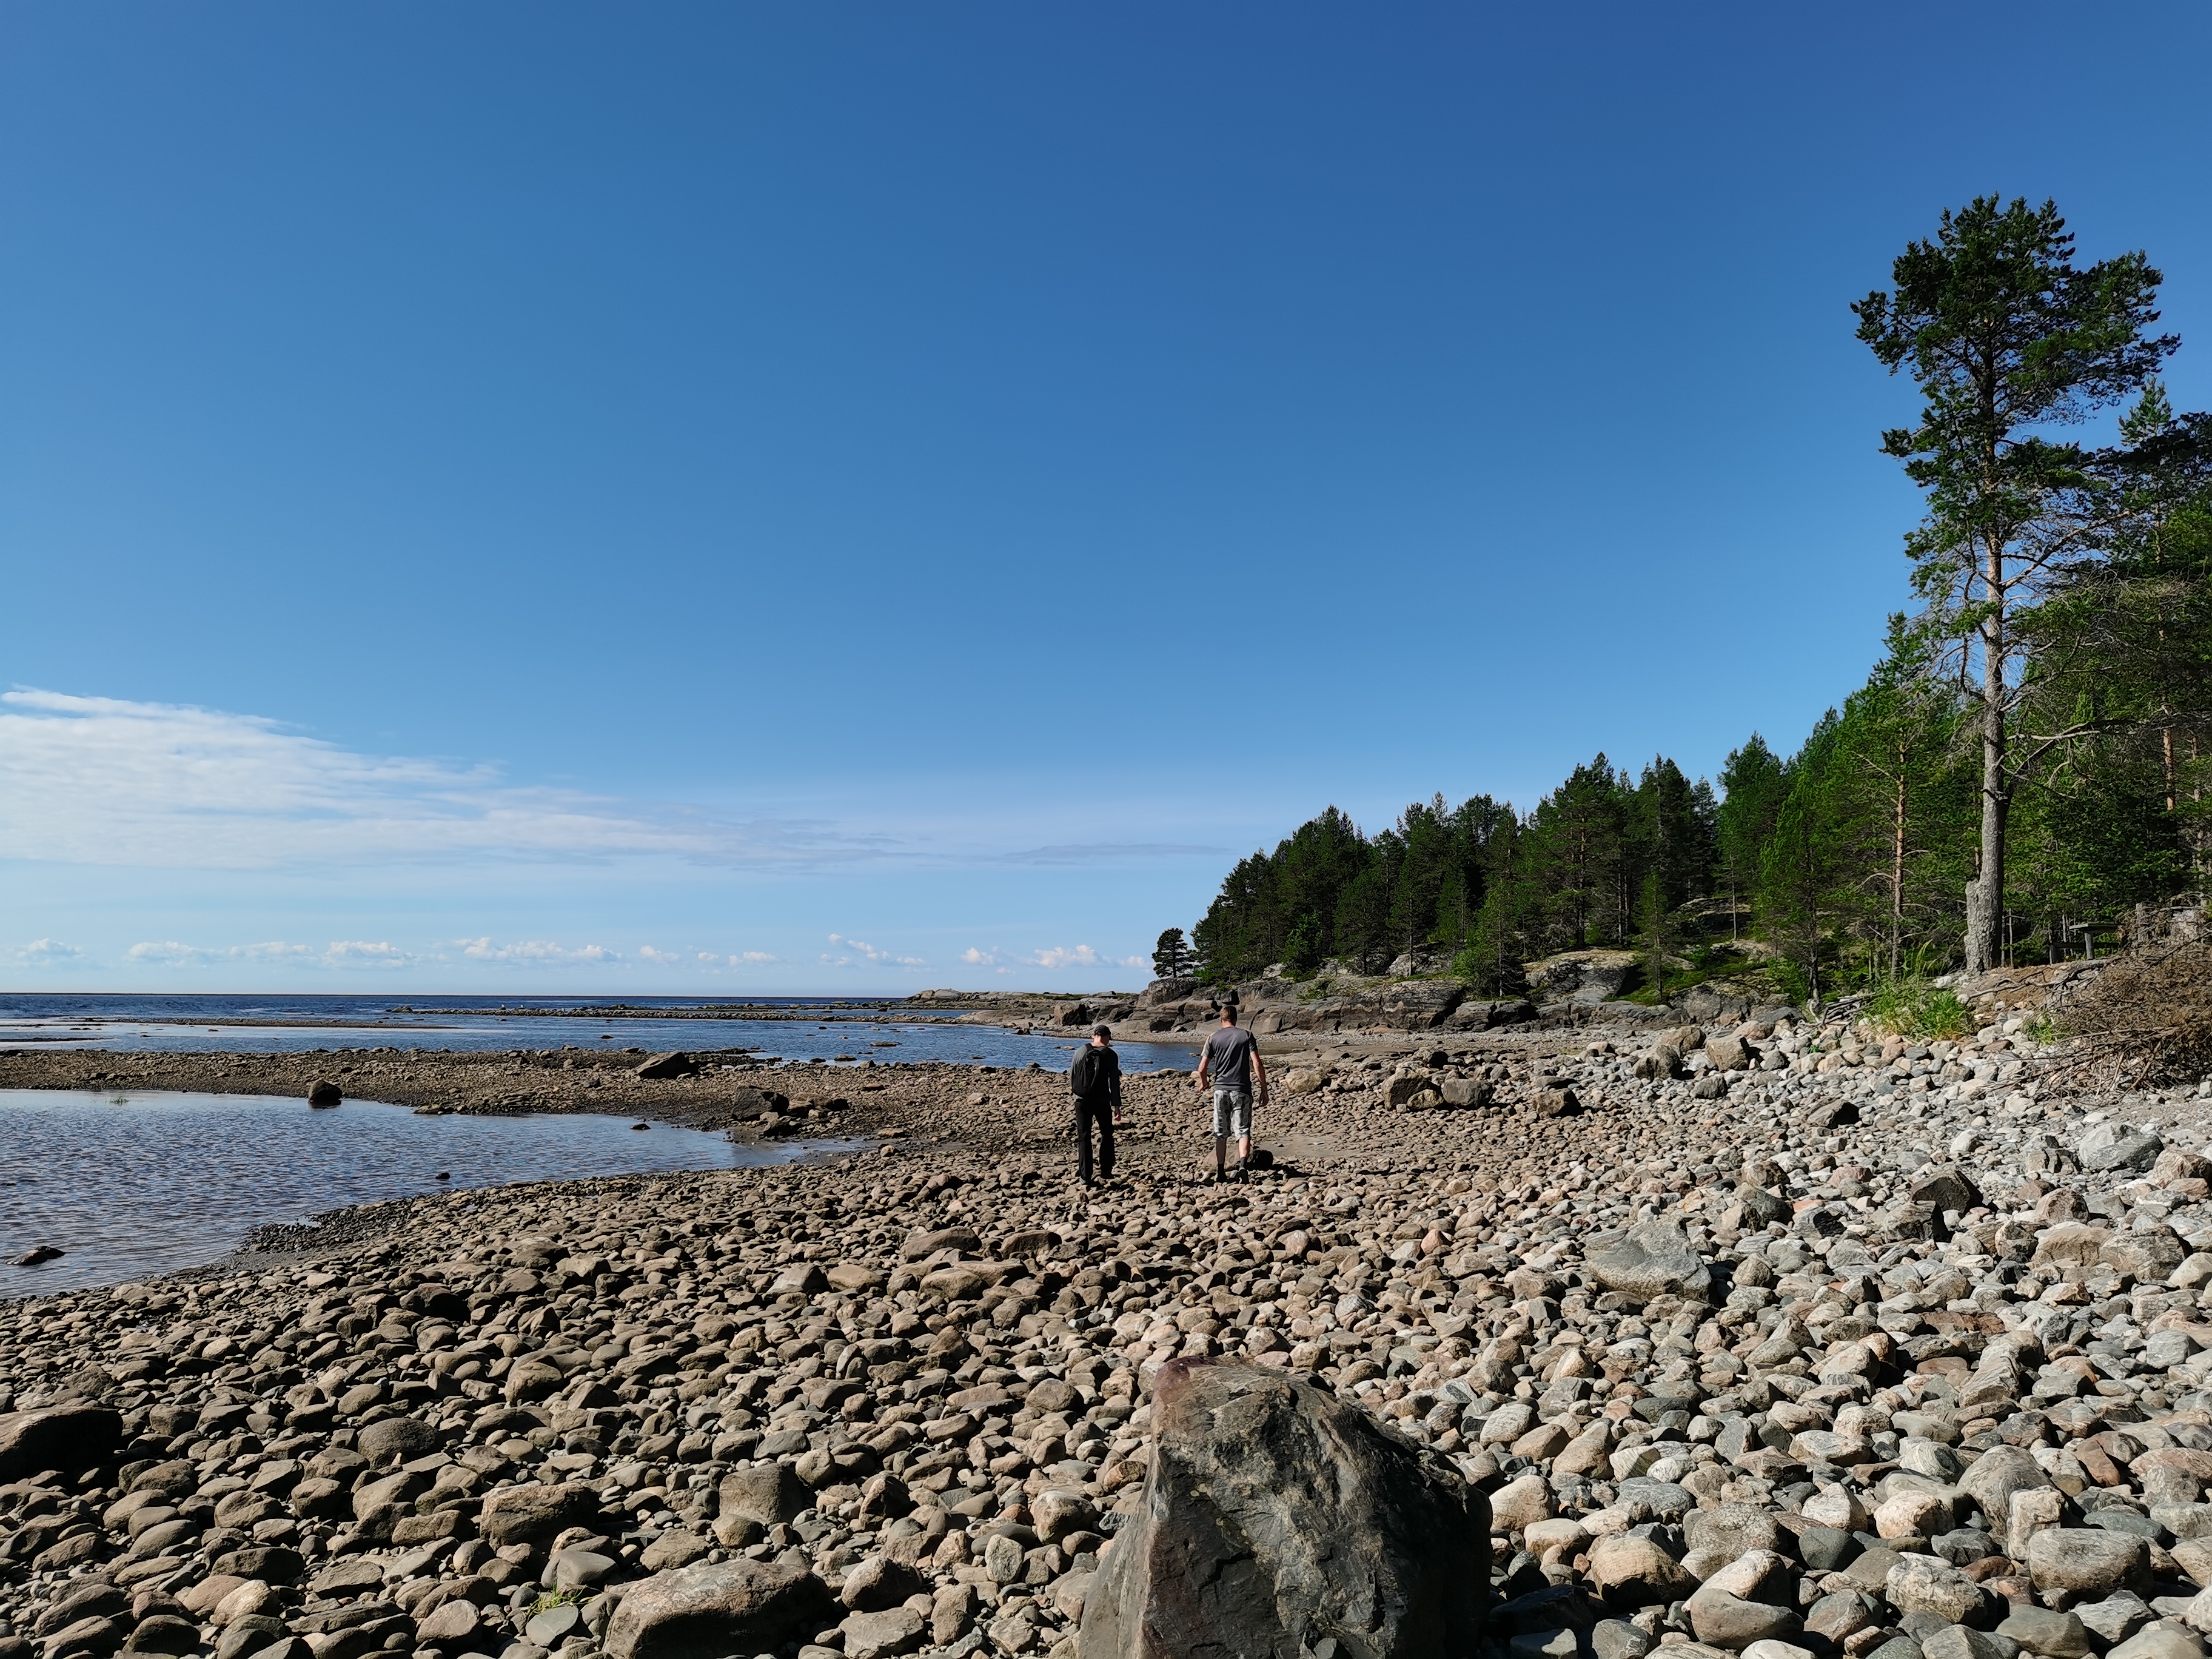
[4,3,2209,991]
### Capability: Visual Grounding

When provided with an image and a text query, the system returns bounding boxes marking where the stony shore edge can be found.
[7,1009,2212,1659]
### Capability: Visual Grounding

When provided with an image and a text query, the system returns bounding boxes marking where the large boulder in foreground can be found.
[0,1406,121,1482]
[1586,1219,1712,1304]
[604,1560,834,1659]
[1080,1360,1490,1659]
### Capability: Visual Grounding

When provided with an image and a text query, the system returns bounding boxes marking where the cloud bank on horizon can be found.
[0,689,1212,988]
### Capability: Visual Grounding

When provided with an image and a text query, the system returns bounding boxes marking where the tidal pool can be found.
[0,1089,853,1295]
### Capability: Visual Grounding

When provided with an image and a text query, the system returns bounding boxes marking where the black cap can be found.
[1093,1024,1113,1038]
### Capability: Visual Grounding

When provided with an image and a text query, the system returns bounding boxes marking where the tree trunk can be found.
[1890,745,1906,982]
[1965,541,2009,977]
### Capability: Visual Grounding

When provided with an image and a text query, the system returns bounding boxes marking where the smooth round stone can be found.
[552,1549,616,1590]
[524,1604,581,1647]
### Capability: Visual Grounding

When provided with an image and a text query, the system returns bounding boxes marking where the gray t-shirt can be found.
[1203,1025,1258,1093]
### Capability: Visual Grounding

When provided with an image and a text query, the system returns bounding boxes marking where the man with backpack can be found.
[1195,1000,1268,1183]
[1069,1023,1122,1187]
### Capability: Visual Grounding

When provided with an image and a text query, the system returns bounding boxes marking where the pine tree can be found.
[1150,928,1194,981]
[1855,195,2178,971]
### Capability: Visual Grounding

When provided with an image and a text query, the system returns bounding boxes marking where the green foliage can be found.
[1717,736,1788,925]
[1189,797,1509,984]
[1182,760,1721,990]
[1864,979,1973,1041]
[1855,194,2182,971]
[1768,957,1811,1006]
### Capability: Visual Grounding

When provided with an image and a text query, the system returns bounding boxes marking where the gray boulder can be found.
[1587,1219,1712,1305]
[1959,1444,2050,1524]
[2103,1226,2187,1280]
[1706,1035,1752,1072]
[2079,1126,2165,1174]
[603,1560,835,1659]
[1684,1506,1788,1566]
[1686,1586,1803,1651]
[1922,1629,2018,1659]
[1080,1360,1490,1658]
[1908,1165,1982,1214]
[1996,1605,2093,1658]
[356,1416,439,1464]
[2108,1631,2206,1659]
[2027,1529,2150,1600]
[478,1481,604,1547]
[1886,1553,1997,1627]
[716,1469,814,1530]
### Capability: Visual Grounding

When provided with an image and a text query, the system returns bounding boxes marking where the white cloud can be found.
[1029,945,1105,972]
[0,688,886,871]
[961,942,1144,973]
[323,941,410,965]
[127,939,412,968]
[828,933,925,968]
[456,937,616,965]
[737,951,777,964]
[22,937,83,962]
[638,946,683,964]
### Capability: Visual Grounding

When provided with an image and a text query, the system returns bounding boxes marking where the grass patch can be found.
[1865,978,1973,1042]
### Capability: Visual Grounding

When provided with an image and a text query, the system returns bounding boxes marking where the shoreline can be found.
[7,1016,2212,1659]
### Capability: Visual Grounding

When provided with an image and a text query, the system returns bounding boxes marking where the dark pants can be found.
[1074,1096,1115,1183]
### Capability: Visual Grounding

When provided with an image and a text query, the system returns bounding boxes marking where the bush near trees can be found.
[1179,198,2211,999]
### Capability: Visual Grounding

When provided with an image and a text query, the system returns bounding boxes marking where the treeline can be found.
[1184,760,1718,989]
[1184,609,2199,1000]
[1176,196,2212,999]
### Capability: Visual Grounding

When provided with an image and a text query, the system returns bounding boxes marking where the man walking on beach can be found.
[1069,1024,1121,1187]
[1195,1001,1267,1183]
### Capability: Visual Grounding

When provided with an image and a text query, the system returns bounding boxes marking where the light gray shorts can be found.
[1212,1088,1252,1139]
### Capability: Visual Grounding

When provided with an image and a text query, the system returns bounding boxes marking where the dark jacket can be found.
[1070,1044,1122,1113]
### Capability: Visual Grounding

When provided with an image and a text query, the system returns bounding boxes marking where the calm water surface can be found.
[0,1089,858,1296]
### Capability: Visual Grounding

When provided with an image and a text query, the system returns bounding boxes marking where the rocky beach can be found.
[7,974,2212,1659]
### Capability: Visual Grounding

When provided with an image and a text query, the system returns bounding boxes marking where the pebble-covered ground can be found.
[7,1007,2212,1659]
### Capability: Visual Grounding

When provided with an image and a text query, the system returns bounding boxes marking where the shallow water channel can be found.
[0,1090,854,1295]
